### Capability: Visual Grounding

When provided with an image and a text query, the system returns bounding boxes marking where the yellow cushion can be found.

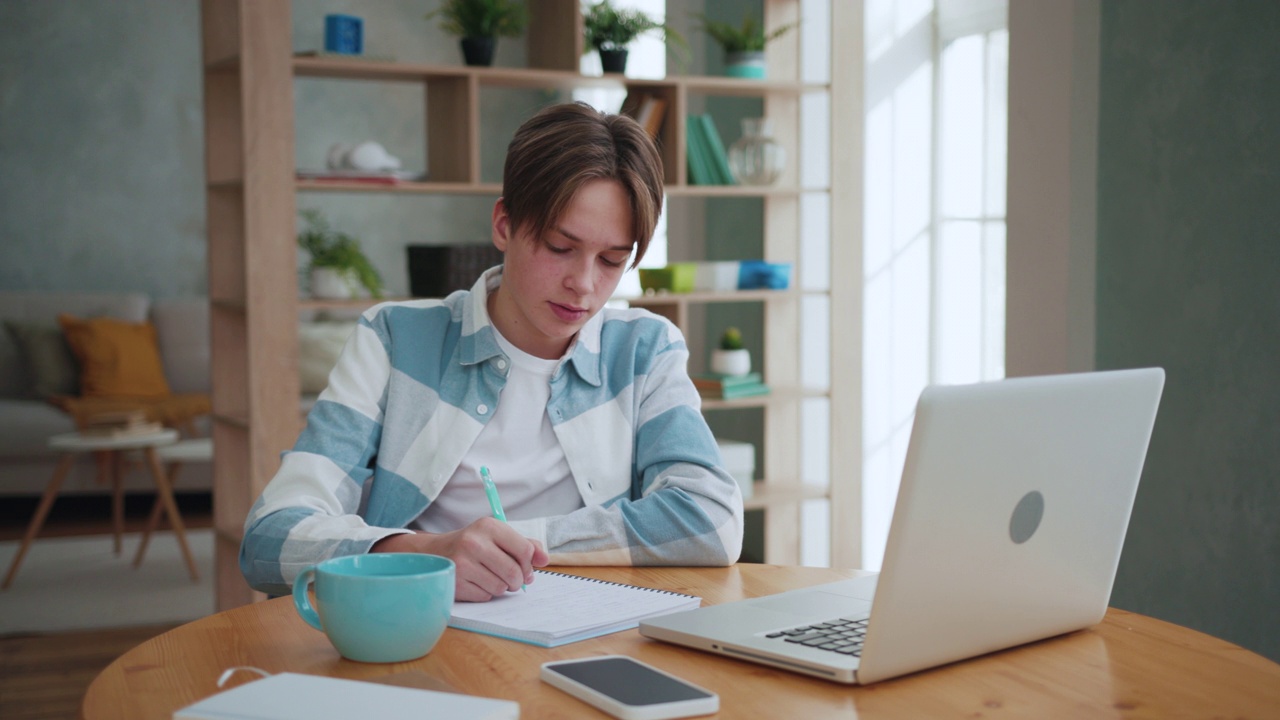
[58,314,172,399]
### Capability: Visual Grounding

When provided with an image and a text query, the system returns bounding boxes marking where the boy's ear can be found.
[491,198,512,252]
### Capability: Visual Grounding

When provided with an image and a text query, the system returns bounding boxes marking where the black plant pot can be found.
[598,48,628,74]
[460,36,496,67]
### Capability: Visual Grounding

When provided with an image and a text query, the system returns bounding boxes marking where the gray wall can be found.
[1096,1,1280,661]
[0,0,540,300]
[0,0,205,297]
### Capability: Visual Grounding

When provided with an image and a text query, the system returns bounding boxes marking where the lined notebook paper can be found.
[448,570,701,647]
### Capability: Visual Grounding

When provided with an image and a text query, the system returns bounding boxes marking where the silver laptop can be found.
[640,368,1165,684]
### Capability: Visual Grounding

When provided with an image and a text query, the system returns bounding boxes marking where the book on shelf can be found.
[697,114,736,185]
[692,372,763,392]
[699,381,771,400]
[632,94,668,139]
[685,115,716,186]
[448,569,701,647]
[296,169,426,184]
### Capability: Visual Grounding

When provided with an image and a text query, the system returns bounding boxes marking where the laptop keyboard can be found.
[766,617,869,656]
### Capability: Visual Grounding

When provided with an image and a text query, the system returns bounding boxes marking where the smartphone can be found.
[540,655,719,720]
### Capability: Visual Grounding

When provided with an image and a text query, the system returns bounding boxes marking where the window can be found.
[862,0,1008,570]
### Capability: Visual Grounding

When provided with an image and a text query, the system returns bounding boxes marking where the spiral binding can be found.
[533,569,696,598]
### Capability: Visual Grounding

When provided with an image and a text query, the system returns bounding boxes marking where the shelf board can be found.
[699,386,828,410]
[297,179,502,195]
[297,296,414,312]
[743,482,828,510]
[290,55,825,97]
[625,288,798,306]
[209,298,246,313]
[666,184,804,198]
[296,179,824,197]
[211,412,249,430]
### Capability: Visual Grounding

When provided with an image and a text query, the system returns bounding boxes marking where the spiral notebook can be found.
[448,570,701,647]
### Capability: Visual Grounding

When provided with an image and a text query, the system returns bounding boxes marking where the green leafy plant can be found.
[583,0,686,53]
[426,0,528,39]
[297,209,384,298]
[719,326,744,351]
[696,12,797,53]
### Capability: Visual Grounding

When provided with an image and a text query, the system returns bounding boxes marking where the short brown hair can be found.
[502,102,664,268]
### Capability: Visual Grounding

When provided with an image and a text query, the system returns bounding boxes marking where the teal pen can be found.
[480,466,526,592]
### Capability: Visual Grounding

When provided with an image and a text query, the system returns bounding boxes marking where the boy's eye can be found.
[600,256,626,268]
[546,242,570,254]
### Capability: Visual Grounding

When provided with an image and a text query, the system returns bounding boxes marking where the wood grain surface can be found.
[82,565,1280,719]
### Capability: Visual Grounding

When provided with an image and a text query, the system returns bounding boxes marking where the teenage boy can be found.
[240,102,744,601]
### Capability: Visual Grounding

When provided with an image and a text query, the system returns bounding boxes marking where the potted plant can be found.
[696,11,797,79]
[297,209,384,300]
[710,326,752,377]
[583,0,686,74]
[426,0,529,67]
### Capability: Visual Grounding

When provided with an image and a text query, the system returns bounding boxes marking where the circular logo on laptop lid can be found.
[1009,491,1045,544]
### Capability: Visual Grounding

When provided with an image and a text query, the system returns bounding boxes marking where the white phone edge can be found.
[539,655,720,720]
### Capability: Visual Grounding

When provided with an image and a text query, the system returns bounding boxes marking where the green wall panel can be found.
[1097,0,1280,662]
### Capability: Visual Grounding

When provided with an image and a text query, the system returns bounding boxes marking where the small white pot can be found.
[710,348,751,377]
[310,267,367,299]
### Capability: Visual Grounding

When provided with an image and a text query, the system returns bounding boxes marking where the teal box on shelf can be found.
[738,261,792,290]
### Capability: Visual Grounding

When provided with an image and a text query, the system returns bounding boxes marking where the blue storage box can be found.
[738,261,792,290]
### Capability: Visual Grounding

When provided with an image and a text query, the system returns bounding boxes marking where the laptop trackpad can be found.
[750,590,871,620]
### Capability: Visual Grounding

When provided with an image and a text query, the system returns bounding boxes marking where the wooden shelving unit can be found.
[201,0,857,608]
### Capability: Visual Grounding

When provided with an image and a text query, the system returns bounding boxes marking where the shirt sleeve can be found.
[238,316,412,596]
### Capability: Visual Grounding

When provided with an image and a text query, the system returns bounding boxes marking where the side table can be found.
[1,428,200,589]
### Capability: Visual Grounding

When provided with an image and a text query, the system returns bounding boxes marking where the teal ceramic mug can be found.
[292,553,455,663]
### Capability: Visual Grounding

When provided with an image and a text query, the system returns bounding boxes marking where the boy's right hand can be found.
[370,517,548,602]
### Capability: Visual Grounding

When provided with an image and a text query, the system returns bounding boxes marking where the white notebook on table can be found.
[173,672,518,720]
[449,569,701,647]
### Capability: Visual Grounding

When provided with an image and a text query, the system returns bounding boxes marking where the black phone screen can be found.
[547,657,713,706]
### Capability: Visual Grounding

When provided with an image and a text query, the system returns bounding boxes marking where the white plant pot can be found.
[310,267,367,299]
[710,348,751,377]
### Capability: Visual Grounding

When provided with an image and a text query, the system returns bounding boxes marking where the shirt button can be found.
[587,482,594,490]
[496,359,507,370]
[477,404,488,415]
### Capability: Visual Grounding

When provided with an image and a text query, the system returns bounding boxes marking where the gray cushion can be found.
[0,399,78,457]
[150,297,210,395]
[3,321,79,398]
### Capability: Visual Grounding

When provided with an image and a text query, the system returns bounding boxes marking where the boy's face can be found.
[489,178,635,359]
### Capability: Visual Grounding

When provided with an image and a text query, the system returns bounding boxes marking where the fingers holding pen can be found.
[449,517,544,601]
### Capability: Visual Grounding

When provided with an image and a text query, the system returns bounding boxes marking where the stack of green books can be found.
[692,372,770,400]
[686,114,734,186]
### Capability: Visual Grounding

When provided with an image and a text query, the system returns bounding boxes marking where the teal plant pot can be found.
[725,51,766,79]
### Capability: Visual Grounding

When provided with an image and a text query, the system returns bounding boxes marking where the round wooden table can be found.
[82,565,1280,719]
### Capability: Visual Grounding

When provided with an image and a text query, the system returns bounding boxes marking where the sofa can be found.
[0,291,212,496]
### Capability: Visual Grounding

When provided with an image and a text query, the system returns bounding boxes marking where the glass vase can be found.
[728,118,786,185]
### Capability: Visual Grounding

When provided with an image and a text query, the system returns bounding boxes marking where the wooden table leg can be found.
[134,461,178,568]
[3,453,76,589]
[110,452,125,555]
[143,448,199,582]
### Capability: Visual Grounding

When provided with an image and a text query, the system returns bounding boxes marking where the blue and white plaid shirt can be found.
[240,266,744,595]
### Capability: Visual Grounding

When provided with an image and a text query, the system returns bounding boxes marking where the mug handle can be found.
[292,566,323,631]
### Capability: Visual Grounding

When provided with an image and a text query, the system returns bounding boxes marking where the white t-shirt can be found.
[410,328,584,533]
